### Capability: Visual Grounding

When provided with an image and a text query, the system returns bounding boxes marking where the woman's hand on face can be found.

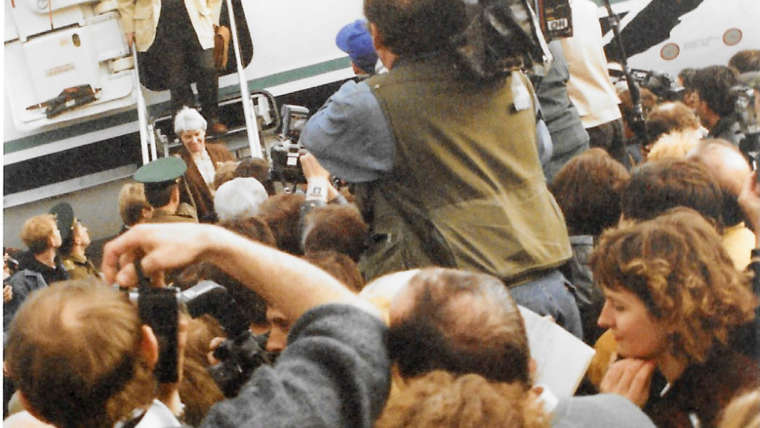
[599,358,656,407]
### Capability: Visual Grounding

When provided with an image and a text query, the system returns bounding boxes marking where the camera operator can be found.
[102,223,390,427]
[5,278,189,427]
[300,0,582,338]
[687,65,745,145]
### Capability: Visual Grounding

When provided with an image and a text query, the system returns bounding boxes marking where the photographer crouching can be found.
[4,223,390,427]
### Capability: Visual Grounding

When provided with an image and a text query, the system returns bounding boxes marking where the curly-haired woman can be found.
[592,208,759,428]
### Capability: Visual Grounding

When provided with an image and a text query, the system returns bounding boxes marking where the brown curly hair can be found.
[375,370,548,428]
[591,208,757,364]
[257,193,305,255]
[302,204,368,262]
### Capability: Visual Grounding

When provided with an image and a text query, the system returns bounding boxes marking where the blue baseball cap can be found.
[336,19,378,74]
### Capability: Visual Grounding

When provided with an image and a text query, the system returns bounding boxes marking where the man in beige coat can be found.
[118,0,227,134]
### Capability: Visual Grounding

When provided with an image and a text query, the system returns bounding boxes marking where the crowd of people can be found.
[3,0,760,427]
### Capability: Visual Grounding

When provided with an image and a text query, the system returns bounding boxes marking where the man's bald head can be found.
[689,139,751,195]
[387,268,530,384]
[689,139,752,225]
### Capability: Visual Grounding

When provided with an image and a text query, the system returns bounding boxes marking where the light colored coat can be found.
[118,0,222,52]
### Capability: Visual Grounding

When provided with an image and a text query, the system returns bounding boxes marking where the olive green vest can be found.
[361,54,571,284]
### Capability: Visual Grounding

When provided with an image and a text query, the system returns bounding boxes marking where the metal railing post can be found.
[224,0,263,159]
[131,47,151,164]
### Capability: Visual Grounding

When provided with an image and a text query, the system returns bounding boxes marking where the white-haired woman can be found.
[175,107,234,222]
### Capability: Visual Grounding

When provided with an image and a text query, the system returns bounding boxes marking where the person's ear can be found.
[170,185,180,205]
[683,90,699,109]
[369,22,383,51]
[47,230,58,248]
[139,324,159,369]
[142,206,154,220]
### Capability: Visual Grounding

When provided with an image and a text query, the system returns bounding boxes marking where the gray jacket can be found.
[553,394,656,428]
[4,269,47,333]
[200,304,391,428]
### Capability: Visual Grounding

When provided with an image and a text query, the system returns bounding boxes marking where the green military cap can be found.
[49,202,75,242]
[134,157,187,191]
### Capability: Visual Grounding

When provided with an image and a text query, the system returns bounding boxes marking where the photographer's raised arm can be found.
[102,223,380,322]
[103,223,390,428]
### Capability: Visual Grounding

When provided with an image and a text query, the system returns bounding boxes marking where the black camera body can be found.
[126,285,181,383]
[208,330,271,397]
[124,280,273,396]
[182,281,273,397]
[630,68,684,101]
[270,104,310,184]
[733,85,760,163]
[270,138,306,184]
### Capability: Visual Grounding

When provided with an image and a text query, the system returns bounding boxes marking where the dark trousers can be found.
[142,0,219,120]
[509,269,584,340]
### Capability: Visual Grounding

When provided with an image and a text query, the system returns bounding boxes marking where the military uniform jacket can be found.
[145,207,198,224]
[61,254,100,280]
[362,54,571,283]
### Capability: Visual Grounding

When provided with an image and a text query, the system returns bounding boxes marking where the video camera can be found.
[269,104,310,184]
[629,68,684,101]
[733,85,760,163]
[123,280,273,397]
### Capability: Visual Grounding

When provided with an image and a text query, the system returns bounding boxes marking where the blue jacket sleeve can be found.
[200,304,391,428]
[300,80,395,183]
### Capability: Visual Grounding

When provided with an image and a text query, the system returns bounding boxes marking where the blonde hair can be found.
[375,370,548,428]
[646,130,703,162]
[591,208,757,364]
[20,214,57,254]
[118,182,151,226]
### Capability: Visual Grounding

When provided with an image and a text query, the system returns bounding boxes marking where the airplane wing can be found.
[603,0,703,61]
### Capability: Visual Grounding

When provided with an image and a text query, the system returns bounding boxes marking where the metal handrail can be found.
[224,0,263,159]
[131,46,152,164]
